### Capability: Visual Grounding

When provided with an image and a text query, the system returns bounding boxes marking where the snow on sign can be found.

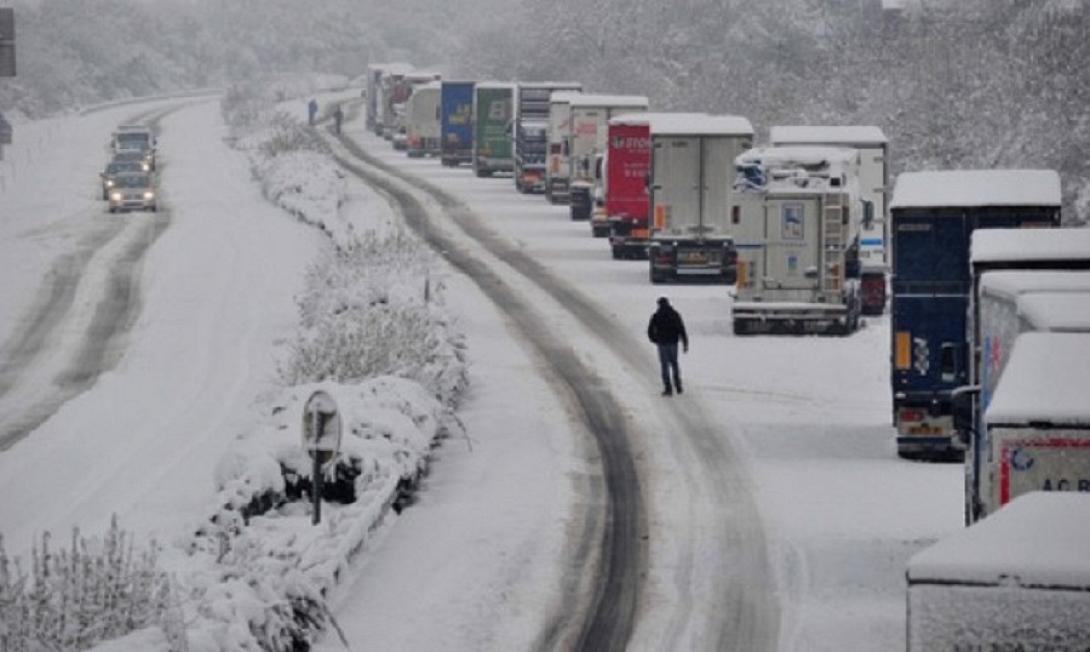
[302,389,342,463]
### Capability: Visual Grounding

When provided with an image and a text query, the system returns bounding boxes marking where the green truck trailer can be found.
[473,83,515,177]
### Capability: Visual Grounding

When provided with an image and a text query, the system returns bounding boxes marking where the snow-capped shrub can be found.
[0,517,182,652]
[281,237,467,407]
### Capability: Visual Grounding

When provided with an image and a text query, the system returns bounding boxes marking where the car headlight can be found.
[142,163,151,172]
[105,179,114,187]
[143,191,155,200]
[110,192,122,201]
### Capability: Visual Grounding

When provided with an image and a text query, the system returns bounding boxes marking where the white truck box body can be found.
[731,146,865,331]
[770,126,889,271]
[568,94,649,183]
[907,492,1090,651]
[405,82,441,155]
[650,120,753,239]
[546,91,580,200]
[980,332,1090,515]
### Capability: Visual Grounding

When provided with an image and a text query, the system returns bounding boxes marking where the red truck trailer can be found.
[605,116,653,258]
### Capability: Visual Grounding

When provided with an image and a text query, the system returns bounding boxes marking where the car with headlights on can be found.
[99,160,146,199]
[107,172,157,213]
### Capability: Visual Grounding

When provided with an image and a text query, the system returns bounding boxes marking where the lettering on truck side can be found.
[997,437,1090,505]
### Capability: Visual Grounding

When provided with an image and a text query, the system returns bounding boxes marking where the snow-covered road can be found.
[0,89,965,651]
[0,99,321,551]
[318,103,964,651]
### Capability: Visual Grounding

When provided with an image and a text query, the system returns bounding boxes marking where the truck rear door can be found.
[652,136,700,236]
[700,136,734,237]
[763,196,822,290]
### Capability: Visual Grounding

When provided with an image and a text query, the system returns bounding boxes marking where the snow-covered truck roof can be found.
[979,270,1090,302]
[405,71,442,83]
[769,125,888,146]
[632,114,753,137]
[475,81,515,90]
[549,90,582,104]
[567,94,649,109]
[971,227,1090,265]
[519,81,582,90]
[609,112,707,129]
[908,491,1090,590]
[985,332,1090,426]
[736,146,859,169]
[1018,292,1090,332]
[890,170,1062,210]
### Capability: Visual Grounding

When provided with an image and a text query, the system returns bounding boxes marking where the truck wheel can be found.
[475,168,492,178]
[592,225,609,238]
[649,268,665,284]
[611,246,621,260]
[732,319,748,336]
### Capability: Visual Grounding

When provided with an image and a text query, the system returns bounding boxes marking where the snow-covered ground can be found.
[0,88,967,651]
[0,98,322,551]
[321,106,965,650]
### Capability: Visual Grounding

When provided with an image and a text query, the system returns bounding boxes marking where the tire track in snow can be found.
[330,103,779,650]
[328,109,642,651]
[0,103,189,450]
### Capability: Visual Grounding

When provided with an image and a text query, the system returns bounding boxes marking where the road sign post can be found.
[302,390,342,525]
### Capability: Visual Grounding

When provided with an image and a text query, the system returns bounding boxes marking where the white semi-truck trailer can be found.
[647,114,754,285]
[770,126,889,315]
[731,146,865,335]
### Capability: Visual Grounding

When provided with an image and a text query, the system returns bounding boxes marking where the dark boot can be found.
[661,387,673,396]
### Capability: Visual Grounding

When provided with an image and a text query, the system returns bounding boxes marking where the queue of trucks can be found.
[361,61,1087,482]
[361,61,1090,647]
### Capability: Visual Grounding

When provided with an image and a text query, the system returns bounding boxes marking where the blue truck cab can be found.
[440,81,476,167]
[889,170,1061,460]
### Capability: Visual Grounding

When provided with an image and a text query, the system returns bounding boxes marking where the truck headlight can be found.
[143,191,155,200]
[105,179,115,187]
[110,192,122,201]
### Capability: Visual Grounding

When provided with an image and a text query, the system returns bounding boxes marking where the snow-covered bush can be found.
[282,237,467,406]
[0,517,181,652]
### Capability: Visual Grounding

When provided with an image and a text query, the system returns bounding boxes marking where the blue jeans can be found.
[658,344,680,392]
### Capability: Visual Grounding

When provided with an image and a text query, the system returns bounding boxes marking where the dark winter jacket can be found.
[648,305,688,347]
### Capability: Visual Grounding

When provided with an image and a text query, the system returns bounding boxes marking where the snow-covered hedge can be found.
[90,81,468,652]
[283,237,467,407]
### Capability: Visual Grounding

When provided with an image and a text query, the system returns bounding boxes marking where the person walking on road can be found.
[333,105,344,135]
[307,99,319,126]
[647,297,688,396]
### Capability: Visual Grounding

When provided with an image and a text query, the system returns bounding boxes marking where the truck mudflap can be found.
[732,301,860,336]
[547,179,570,204]
[590,209,610,238]
[861,269,887,315]
[609,221,649,259]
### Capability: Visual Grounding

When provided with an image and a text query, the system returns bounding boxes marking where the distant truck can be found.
[112,124,155,171]
[731,146,865,335]
[889,169,1061,460]
[380,65,416,141]
[545,91,580,203]
[907,492,1090,651]
[473,82,515,177]
[956,228,1090,522]
[368,63,413,137]
[440,81,475,167]
[769,126,889,315]
[405,81,441,158]
[515,82,582,194]
[647,114,754,284]
[563,94,650,227]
